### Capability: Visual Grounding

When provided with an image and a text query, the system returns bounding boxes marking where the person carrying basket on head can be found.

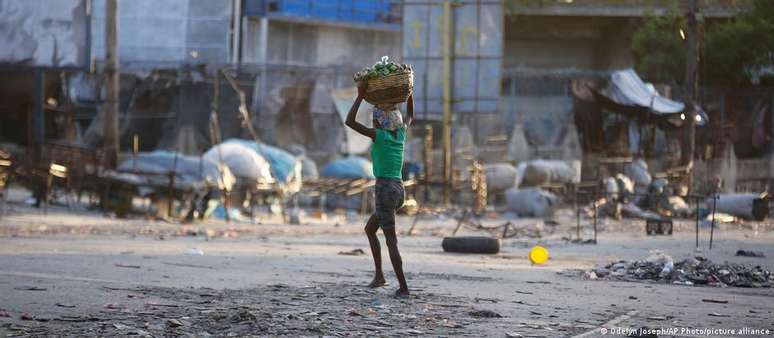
[345,66,414,298]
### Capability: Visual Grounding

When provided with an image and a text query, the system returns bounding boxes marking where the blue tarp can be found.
[222,139,299,183]
[320,156,374,179]
[601,69,685,115]
[596,69,708,126]
[115,150,235,191]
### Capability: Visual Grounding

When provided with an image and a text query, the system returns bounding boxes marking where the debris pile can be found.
[586,253,773,287]
[4,283,503,337]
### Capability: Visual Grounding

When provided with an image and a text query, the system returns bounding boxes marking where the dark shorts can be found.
[374,178,405,230]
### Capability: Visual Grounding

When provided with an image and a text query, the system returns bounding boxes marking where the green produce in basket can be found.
[353,56,412,82]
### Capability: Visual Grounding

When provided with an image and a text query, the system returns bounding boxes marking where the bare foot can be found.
[367,276,387,288]
[394,288,410,298]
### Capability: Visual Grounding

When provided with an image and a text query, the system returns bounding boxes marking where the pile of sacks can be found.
[586,252,773,288]
[484,160,579,218]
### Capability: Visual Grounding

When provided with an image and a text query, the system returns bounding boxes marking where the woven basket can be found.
[361,71,413,105]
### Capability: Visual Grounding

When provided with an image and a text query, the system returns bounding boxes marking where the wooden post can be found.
[423,125,433,203]
[695,196,700,249]
[441,1,453,205]
[32,69,45,164]
[211,72,230,223]
[168,151,178,218]
[709,194,717,250]
[104,0,119,169]
[684,0,700,193]
[132,134,138,171]
[576,189,581,241]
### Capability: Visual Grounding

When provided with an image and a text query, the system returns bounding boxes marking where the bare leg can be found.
[365,214,386,287]
[383,227,409,297]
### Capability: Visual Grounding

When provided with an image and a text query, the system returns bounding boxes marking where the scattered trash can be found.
[338,248,366,256]
[583,254,773,287]
[103,303,122,310]
[474,297,499,303]
[13,286,47,291]
[166,318,185,327]
[115,263,141,269]
[162,262,215,270]
[736,250,765,258]
[701,299,728,304]
[659,259,674,277]
[469,310,503,318]
[112,323,133,330]
[563,237,596,245]
[184,248,204,256]
[229,309,256,323]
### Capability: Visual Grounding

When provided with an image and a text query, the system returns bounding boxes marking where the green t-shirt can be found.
[371,127,405,180]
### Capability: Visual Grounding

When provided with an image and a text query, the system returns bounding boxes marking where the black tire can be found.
[442,236,501,254]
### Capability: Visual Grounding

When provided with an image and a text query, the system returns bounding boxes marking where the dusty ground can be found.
[1,193,773,337]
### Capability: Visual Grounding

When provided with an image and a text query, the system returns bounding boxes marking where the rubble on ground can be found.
[736,250,765,258]
[581,253,773,287]
[4,283,492,337]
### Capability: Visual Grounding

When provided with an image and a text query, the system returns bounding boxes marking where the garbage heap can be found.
[587,254,773,288]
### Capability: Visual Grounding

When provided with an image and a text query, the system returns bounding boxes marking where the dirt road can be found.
[1,206,773,337]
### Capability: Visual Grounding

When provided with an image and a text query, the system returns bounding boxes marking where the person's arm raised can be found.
[345,84,375,139]
[405,94,414,127]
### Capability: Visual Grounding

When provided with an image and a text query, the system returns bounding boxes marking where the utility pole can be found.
[104,0,120,168]
[685,0,700,191]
